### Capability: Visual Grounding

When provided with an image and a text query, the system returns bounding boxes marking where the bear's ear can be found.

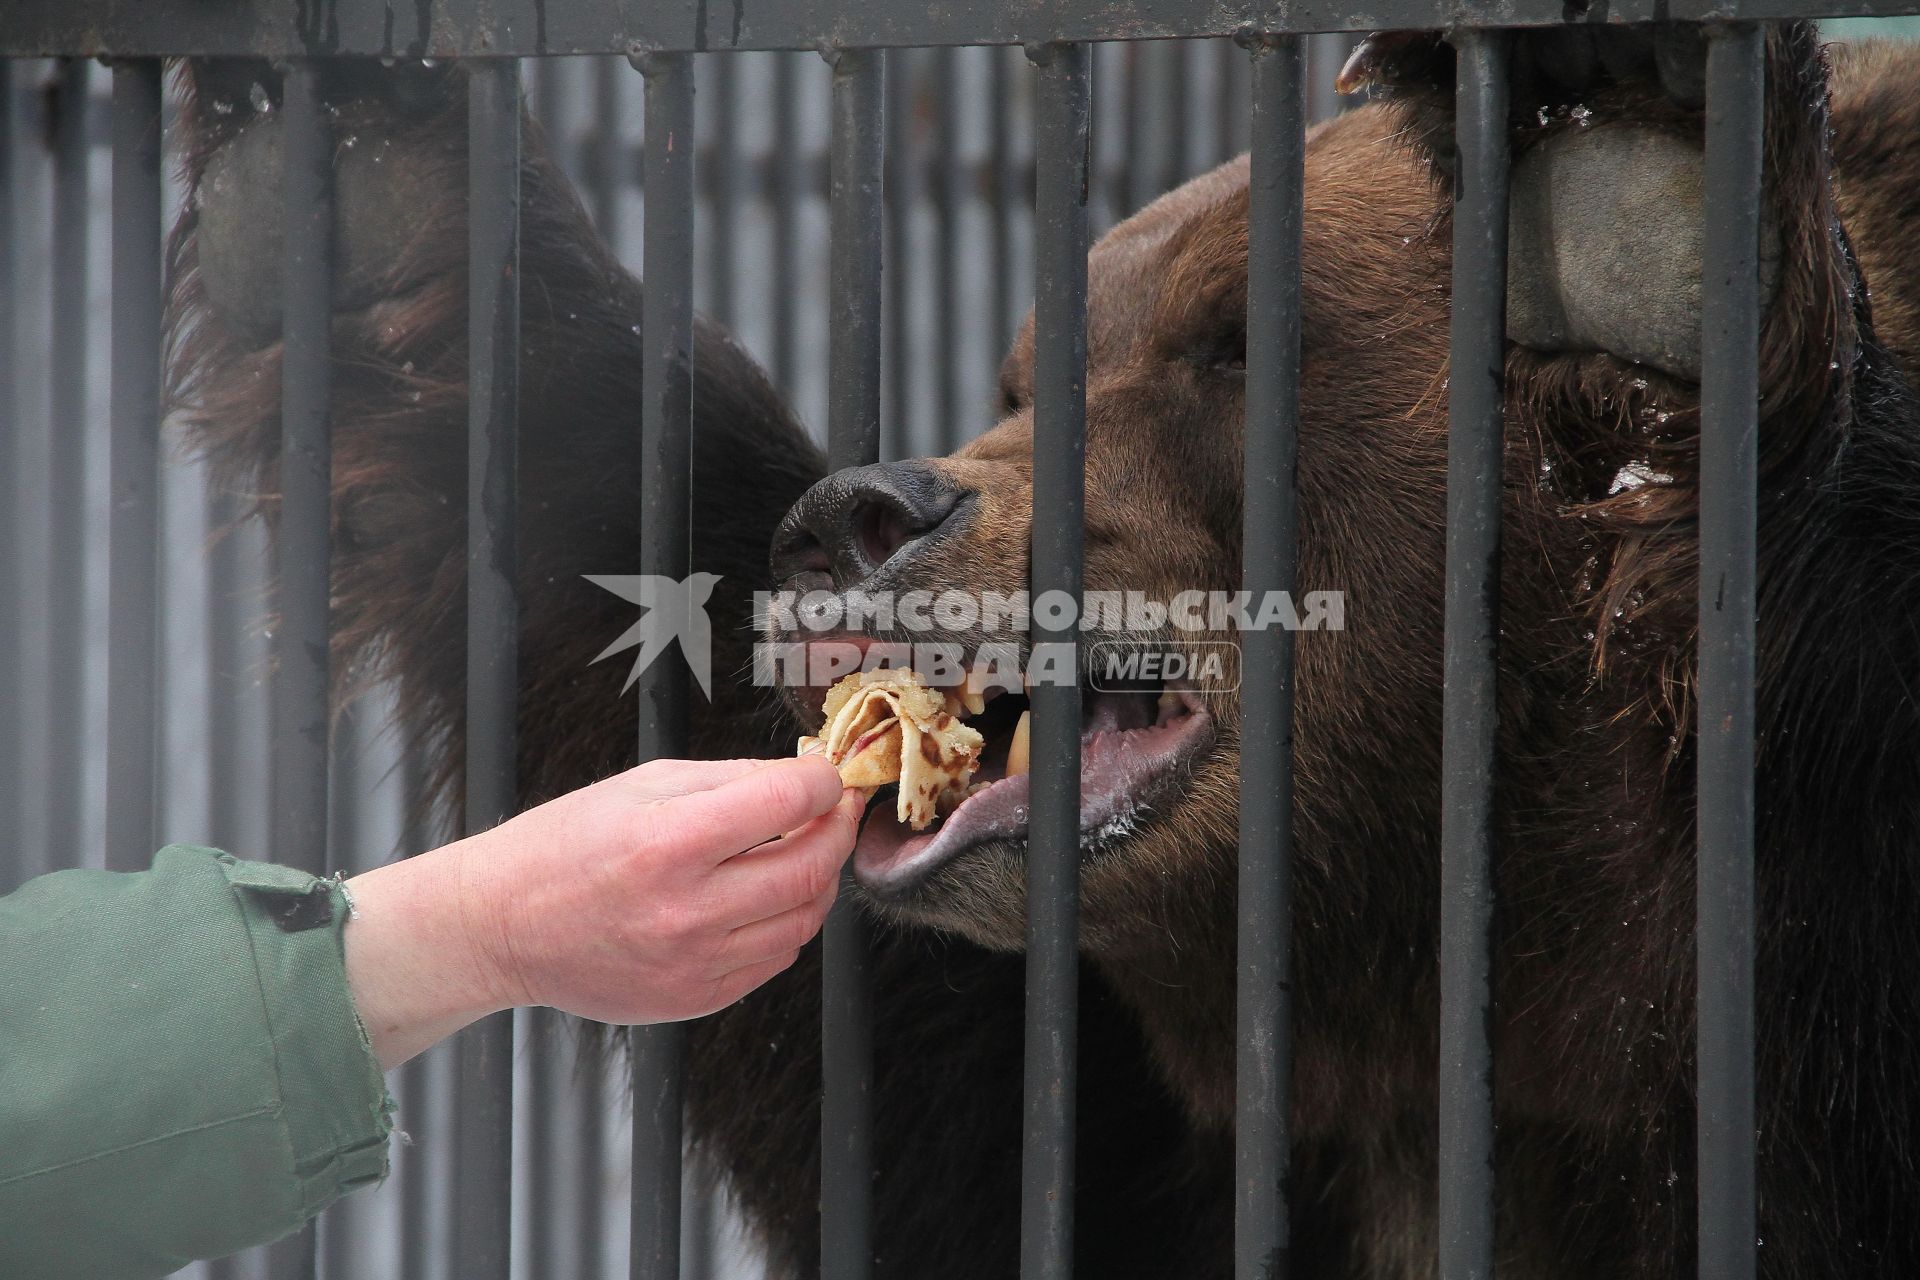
[1148,191,1250,374]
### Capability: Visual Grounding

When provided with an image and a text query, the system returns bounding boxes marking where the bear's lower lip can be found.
[851,688,1214,900]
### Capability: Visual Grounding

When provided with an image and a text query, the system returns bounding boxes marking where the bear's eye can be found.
[1183,334,1246,374]
[999,379,1028,416]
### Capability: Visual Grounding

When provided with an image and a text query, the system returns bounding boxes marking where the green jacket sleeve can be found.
[0,846,394,1279]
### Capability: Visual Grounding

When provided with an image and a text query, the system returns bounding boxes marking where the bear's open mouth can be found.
[850,678,1214,900]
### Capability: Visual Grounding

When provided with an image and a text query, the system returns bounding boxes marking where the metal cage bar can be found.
[705,52,739,331]
[46,56,88,879]
[988,48,1018,362]
[1021,38,1090,1280]
[0,21,1798,1280]
[575,1045,608,1280]
[105,59,164,871]
[1696,23,1765,1280]
[881,50,916,462]
[452,55,524,1280]
[629,47,696,1280]
[264,58,338,1280]
[933,47,963,450]
[525,1005,562,1272]
[1235,31,1304,1280]
[270,62,336,879]
[592,56,623,250]
[9,2,1920,56]
[0,60,20,891]
[1437,30,1511,1280]
[820,42,886,1280]
[770,53,803,396]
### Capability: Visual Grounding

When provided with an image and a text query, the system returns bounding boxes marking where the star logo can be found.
[584,572,723,700]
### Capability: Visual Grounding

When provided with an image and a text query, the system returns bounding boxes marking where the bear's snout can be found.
[771,461,973,593]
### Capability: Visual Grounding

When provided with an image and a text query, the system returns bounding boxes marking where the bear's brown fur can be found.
[167,25,1920,1278]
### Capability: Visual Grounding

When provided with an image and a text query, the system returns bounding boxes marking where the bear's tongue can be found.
[852,688,1211,899]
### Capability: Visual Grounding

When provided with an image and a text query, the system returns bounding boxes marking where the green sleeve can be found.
[0,846,394,1280]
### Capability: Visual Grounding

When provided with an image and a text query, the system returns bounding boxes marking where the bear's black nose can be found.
[771,461,969,591]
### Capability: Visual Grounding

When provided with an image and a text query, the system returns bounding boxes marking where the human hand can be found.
[343,755,862,1068]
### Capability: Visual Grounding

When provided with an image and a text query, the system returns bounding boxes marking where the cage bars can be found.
[0,22,1788,1280]
[104,60,163,870]
[819,44,887,1280]
[1696,24,1765,1280]
[629,47,696,1280]
[1436,30,1511,1280]
[451,56,524,1280]
[1021,39,1090,1280]
[1235,31,1305,1280]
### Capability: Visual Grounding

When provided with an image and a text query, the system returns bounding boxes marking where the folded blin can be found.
[797,668,985,830]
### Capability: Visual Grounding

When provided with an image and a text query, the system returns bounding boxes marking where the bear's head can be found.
[767,117,1483,967]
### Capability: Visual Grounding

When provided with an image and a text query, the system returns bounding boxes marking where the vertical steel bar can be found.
[881,51,913,461]
[1306,37,1342,126]
[525,1004,561,1274]
[453,57,523,1280]
[592,57,622,250]
[395,748,440,1280]
[1438,29,1509,1280]
[576,1047,607,1280]
[988,48,1017,363]
[705,53,738,331]
[1022,39,1089,1280]
[264,58,335,1280]
[397,1047,434,1280]
[204,489,247,859]
[932,48,961,450]
[105,59,164,872]
[1235,32,1304,1280]
[820,43,885,1280]
[1169,40,1193,189]
[770,54,801,394]
[45,56,87,876]
[1696,24,1763,1280]
[0,59,19,889]
[271,62,335,876]
[536,62,605,1262]
[319,704,367,1279]
[535,57,563,170]
[629,49,695,1280]
[1123,45,1156,218]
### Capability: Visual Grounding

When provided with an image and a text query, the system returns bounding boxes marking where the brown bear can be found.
[166,23,1920,1279]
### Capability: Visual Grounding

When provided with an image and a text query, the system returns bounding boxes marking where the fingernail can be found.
[797,736,826,758]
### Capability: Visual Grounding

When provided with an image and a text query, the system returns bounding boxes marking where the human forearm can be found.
[343,840,508,1069]
[342,755,862,1070]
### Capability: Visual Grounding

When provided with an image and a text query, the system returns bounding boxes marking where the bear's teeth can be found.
[1006,710,1031,778]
